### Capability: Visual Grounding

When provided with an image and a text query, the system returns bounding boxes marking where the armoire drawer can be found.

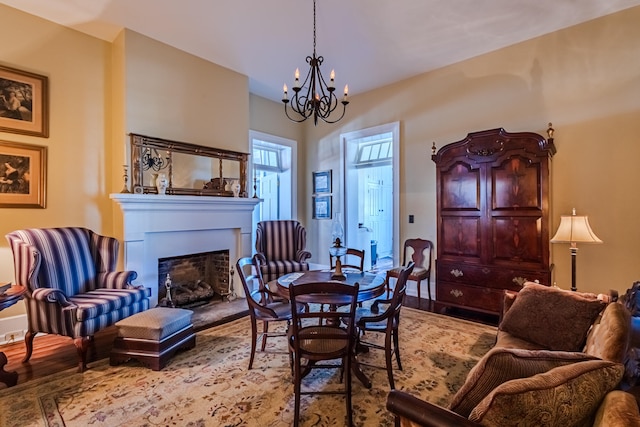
[436,262,549,291]
[436,282,505,314]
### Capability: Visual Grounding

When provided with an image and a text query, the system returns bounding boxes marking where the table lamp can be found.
[329,214,347,280]
[550,208,602,292]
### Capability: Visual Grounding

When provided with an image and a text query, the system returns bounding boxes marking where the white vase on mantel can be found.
[231,180,241,197]
[156,173,168,195]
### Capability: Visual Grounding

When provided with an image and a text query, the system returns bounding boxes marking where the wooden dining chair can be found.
[287,281,360,427]
[330,247,366,272]
[385,238,433,309]
[236,256,303,370]
[356,262,414,390]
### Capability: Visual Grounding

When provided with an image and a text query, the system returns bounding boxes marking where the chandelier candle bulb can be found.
[283,84,288,101]
[294,68,300,88]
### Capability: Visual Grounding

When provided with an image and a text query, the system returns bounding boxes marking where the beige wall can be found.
[303,6,640,296]
[0,6,253,322]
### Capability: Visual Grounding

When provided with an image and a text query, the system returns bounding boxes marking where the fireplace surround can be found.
[111,193,261,307]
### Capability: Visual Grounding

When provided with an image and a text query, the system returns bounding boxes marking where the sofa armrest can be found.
[386,390,480,427]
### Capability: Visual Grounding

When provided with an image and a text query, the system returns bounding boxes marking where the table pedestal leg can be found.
[0,352,18,387]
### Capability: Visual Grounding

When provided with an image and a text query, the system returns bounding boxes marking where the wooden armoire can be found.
[431,127,556,317]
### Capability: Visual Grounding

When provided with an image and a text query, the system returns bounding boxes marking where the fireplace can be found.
[111,193,261,307]
[158,250,230,307]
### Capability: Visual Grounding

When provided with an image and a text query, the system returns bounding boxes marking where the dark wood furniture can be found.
[275,270,386,305]
[431,127,556,317]
[385,238,434,309]
[287,281,360,427]
[236,256,303,370]
[0,284,26,387]
[330,248,365,272]
[356,262,414,390]
[275,270,386,388]
[110,307,195,371]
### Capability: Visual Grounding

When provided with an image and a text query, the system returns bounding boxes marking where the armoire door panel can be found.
[440,216,481,258]
[492,217,543,264]
[440,162,481,211]
[492,156,542,210]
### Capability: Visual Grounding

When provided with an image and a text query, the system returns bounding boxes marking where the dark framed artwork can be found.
[0,140,47,208]
[312,170,331,194]
[0,65,49,138]
[313,195,332,220]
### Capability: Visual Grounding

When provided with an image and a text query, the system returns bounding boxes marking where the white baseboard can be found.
[0,314,28,345]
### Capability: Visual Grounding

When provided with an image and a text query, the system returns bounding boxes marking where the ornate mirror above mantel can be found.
[130,133,249,197]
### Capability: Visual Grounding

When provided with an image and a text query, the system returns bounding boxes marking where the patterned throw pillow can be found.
[448,347,598,417]
[499,283,606,351]
[468,360,624,426]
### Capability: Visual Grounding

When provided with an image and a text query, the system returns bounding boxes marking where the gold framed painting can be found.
[0,65,49,137]
[0,140,47,208]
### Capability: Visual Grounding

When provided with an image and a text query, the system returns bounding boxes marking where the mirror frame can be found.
[130,133,249,197]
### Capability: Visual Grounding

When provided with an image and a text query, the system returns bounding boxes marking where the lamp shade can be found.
[550,210,603,244]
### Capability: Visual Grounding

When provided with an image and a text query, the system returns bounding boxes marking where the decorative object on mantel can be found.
[550,208,603,292]
[155,173,168,195]
[120,164,131,193]
[129,133,249,197]
[281,0,349,125]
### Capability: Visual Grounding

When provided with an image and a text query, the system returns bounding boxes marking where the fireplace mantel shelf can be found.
[110,193,262,211]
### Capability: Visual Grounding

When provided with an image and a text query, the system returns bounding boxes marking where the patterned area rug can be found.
[0,308,496,426]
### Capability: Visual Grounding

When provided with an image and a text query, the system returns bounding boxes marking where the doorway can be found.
[249,131,297,224]
[340,122,400,271]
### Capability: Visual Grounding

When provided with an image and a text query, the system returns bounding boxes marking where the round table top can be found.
[275,270,386,303]
[0,284,26,311]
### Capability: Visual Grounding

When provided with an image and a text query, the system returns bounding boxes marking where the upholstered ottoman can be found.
[110,307,196,371]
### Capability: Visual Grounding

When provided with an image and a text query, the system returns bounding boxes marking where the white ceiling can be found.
[3,0,640,102]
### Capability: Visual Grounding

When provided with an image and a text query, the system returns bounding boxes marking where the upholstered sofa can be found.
[387,283,640,426]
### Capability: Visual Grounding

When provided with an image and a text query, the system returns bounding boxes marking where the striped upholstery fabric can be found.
[255,220,311,282]
[6,227,150,339]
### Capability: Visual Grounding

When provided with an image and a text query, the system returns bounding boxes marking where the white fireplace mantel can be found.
[111,193,261,306]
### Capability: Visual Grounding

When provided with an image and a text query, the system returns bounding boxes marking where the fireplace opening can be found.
[157,250,229,308]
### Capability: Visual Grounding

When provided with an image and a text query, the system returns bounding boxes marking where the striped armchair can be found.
[255,220,312,282]
[5,227,151,372]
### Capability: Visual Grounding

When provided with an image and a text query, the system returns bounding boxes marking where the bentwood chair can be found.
[5,227,151,372]
[356,262,414,390]
[385,238,433,309]
[255,220,312,283]
[236,256,304,369]
[288,281,360,427]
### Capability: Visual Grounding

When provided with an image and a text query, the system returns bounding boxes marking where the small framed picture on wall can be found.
[313,195,332,220]
[312,170,331,194]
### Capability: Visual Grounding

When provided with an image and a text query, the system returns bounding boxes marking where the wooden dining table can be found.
[274,269,386,388]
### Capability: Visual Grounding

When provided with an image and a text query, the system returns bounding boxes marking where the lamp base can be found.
[331,258,346,281]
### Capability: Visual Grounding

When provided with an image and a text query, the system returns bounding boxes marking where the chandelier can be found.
[282,0,349,125]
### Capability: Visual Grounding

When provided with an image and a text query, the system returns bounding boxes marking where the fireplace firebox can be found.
[158,250,229,307]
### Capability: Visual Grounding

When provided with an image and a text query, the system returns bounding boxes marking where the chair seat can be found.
[256,300,299,320]
[297,325,349,355]
[387,266,428,280]
[70,287,151,321]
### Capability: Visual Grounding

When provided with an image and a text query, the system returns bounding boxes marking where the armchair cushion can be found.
[449,347,598,417]
[583,301,631,362]
[468,360,624,426]
[499,283,606,351]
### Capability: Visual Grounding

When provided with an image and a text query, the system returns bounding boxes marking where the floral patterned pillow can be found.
[469,360,624,426]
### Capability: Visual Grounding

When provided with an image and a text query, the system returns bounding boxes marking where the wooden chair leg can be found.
[249,318,258,369]
[22,330,36,363]
[74,336,90,372]
[261,321,269,351]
